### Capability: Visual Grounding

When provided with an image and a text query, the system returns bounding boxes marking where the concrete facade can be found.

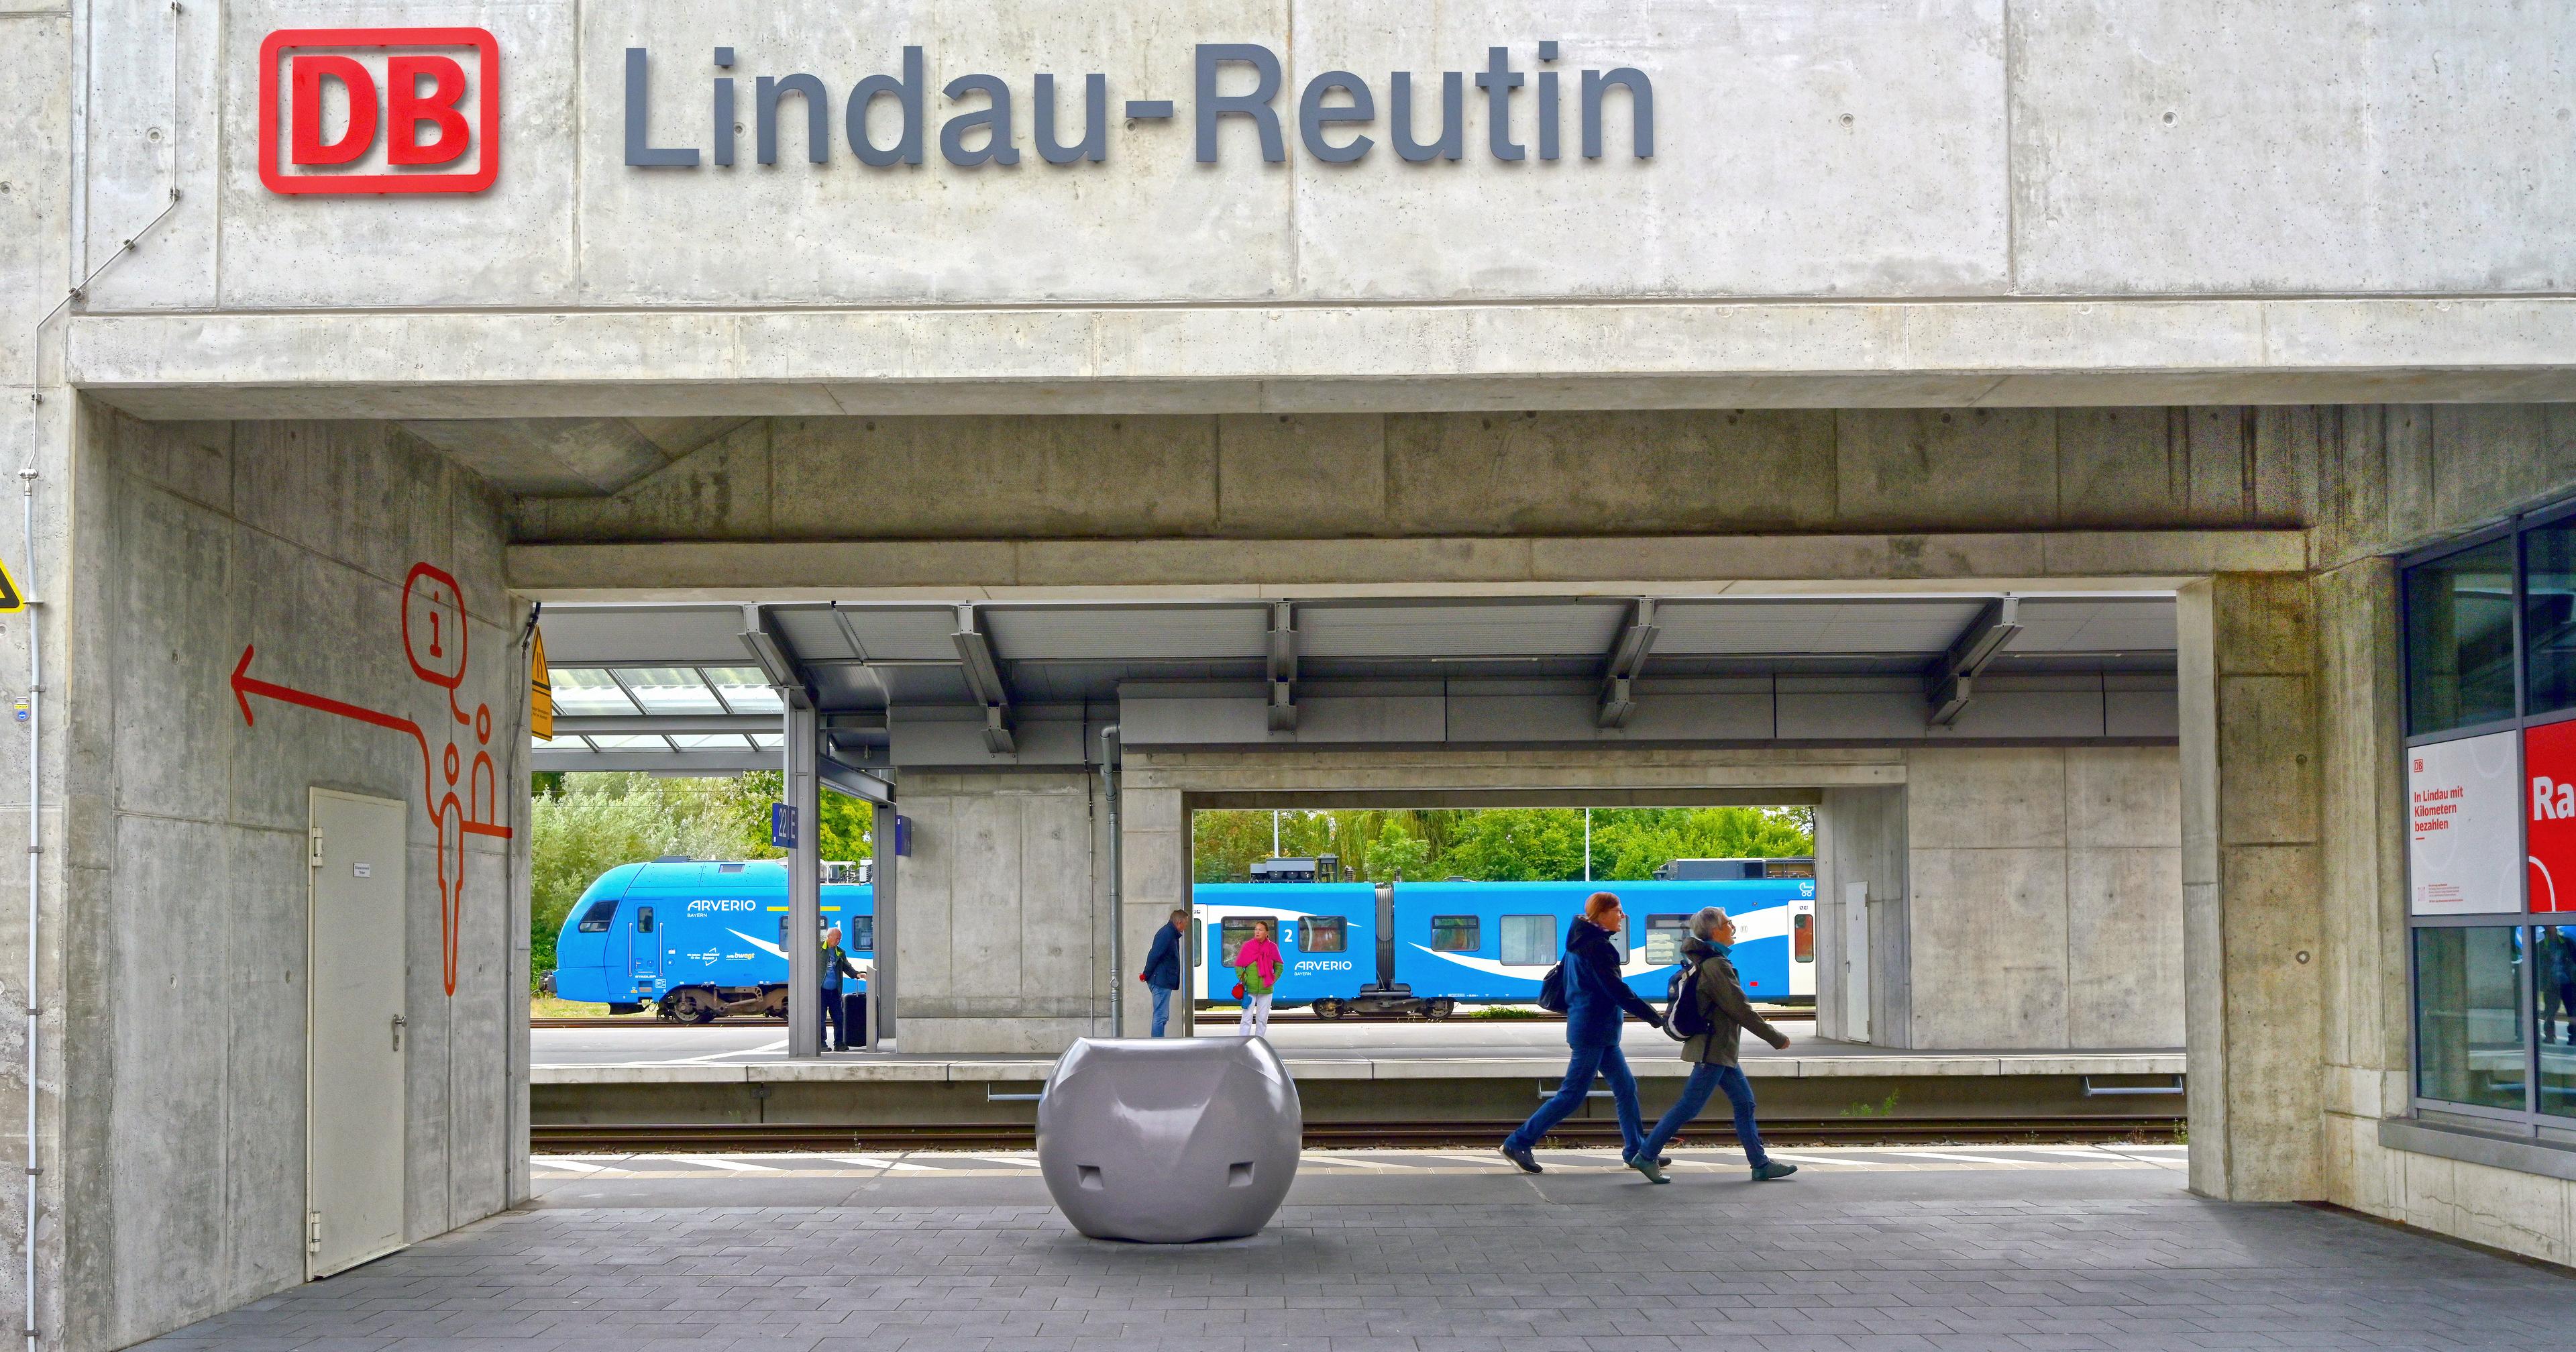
[32,412,529,1349]
[15,0,2576,1345]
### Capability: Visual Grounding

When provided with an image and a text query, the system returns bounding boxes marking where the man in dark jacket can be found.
[1629,906,1796,1183]
[1501,892,1666,1172]
[1137,908,1187,1036]
[818,925,861,1051]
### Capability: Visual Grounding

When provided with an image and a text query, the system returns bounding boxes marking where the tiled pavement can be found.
[141,1146,2573,1352]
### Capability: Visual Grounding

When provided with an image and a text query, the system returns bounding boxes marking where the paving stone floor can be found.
[140,1148,2573,1352]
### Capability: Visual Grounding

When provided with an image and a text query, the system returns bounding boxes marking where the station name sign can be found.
[623,42,1655,170]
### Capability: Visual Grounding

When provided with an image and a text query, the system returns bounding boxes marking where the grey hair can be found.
[1688,906,1729,941]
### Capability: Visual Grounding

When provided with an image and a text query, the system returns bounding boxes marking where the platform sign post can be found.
[785,705,822,1057]
[2410,730,2523,915]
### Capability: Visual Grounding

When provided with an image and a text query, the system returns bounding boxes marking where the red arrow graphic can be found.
[233,644,425,741]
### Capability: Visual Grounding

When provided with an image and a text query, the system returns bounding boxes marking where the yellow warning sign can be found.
[529,626,553,741]
[0,557,21,613]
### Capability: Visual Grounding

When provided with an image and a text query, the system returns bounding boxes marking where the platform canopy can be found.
[529,591,2178,779]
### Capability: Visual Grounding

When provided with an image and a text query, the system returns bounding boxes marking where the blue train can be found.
[547,858,1813,1024]
[549,857,873,1021]
[1192,877,1816,1019]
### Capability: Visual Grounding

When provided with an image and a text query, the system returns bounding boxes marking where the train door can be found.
[1789,893,1817,996]
[629,904,661,989]
[307,789,409,1279]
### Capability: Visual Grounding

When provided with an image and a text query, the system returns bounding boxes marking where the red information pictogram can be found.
[232,562,513,995]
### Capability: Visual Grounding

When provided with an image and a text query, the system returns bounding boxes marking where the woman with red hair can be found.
[1500,892,1666,1172]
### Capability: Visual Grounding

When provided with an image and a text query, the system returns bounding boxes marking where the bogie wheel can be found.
[1317,1000,1346,1021]
[663,989,722,1024]
[1430,999,1457,1021]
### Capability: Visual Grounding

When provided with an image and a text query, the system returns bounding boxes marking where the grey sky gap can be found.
[623,42,1656,168]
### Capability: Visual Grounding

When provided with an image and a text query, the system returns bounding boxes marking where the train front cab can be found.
[551,862,653,1012]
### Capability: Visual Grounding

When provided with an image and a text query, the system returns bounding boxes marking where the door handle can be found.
[392,1014,407,1052]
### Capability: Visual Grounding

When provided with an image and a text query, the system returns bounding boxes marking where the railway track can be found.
[533,1114,2181,1154]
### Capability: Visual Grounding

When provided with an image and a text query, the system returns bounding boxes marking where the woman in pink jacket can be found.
[1234,920,1283,1038]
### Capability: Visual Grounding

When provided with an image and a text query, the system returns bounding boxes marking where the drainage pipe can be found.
[1099,724,1121,1037]
[21,469,40,1352]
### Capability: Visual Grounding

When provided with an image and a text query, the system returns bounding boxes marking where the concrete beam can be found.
[506,531,2308,601]
[64,299,2576,420]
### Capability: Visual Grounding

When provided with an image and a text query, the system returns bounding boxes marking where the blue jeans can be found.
[1637,1063,1769,1167]
[818,984,845,1049]
[1150,984,1173,1037]
[1504,1042,1644,1159]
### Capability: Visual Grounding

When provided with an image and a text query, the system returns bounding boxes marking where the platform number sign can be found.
[771,802,796,849]
[0,556,21,612]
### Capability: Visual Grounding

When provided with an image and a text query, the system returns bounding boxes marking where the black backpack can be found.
[1666,959,1713,1037]
[1535,961,1569,1013]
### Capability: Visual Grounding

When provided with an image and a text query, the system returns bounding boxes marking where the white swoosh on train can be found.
[727,929,790,960]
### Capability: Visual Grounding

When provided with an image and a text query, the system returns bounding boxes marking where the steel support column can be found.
[869,800,899,1046]
[786,702,822,1057]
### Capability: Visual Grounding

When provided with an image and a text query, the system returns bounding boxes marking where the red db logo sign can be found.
[259,28,499,195]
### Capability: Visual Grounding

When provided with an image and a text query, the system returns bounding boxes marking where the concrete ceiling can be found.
[399,417,750,495]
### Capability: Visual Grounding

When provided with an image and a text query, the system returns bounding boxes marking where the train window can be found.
[1299,916,1347,952]
[1220,917,1263,967]
[1645,914,1690,966]
[1793,911,1814,962]
[847,917,875,952]
[576,900,618,933]
[1499,915,1554,966]
[1430,916,1480,952]
[634,906,654,935]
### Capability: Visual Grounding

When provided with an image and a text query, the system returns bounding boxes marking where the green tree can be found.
[1439,809,1590,880]
[1362,821,1434,881]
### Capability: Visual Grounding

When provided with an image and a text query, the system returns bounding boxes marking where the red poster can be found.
[2525,720,2576,913]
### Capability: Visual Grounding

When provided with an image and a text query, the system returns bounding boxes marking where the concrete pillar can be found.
[888,771,1102,1055]
[786,704,820,1057]
[1118,786,1188,1037]
[2312,558,2414,1211]
[869,800,900,1044]
[2178,574,2326,1201]
[1815,786,1906,1045]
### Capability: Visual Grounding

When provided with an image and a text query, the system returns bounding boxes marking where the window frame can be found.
[1498,914,1556,966]
[1429,915,1481,953]
[1298,915,1348,953]
[2399,507,2576,1140]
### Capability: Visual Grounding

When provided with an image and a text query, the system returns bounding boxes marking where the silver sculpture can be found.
[1035,1035,1303,1242]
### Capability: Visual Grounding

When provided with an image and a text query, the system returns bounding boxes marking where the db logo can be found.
[259,28,499,195]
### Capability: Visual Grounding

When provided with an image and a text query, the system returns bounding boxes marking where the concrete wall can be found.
[66,2,2576,314]
[1813,787,1904,1045]
[1895,747,2184,1051]
[512,408,2306,545]
[892,770,1109,1054]
[50,410,527,1351]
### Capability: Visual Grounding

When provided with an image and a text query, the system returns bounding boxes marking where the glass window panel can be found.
[705,667,786,713]
[749,733,786,749]
[583,734,672,750]
[616,668,724,714]
[1499,915,1555,966]
[551,668,638,716]
[577,899,618,933]
[2405,539,2517,734]
[2414,925,2527,1110]
[1297,916,1346,953]
[846,917,875,954]
[2527,523,2576,716]
[1644,914,1691,967]
[2540,924,2576,1119]
[1431,916,1479,952]
[1794,910,1815,963]
[667,733,753,749]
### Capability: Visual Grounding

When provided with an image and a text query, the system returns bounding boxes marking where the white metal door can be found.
[309,789,409,1278]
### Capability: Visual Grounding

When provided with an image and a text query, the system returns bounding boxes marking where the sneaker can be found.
[1750,1160,1799,1181]
[1501,1144,1543,1174]
[1629,1157,1669,1184]
[1623,1153,1672,1169]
